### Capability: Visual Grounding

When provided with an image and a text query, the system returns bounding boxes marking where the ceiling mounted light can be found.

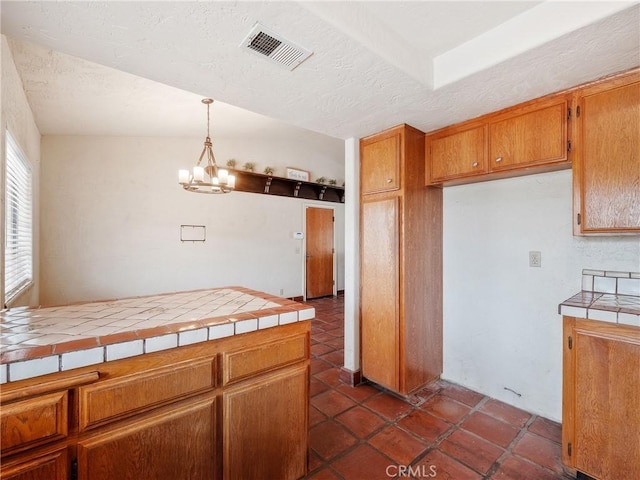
[178,98,235,194]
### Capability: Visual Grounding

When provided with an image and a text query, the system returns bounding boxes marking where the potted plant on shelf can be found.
[264,166,275,175]
[243,162,255,172]
[316,176,327,184]
[226,159,237,169]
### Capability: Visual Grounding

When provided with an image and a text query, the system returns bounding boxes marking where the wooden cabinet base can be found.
[223,366,308,480]
[1,322,310,480]
[562,316,640,480]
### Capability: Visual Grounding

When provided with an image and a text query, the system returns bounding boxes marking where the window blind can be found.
[4,131,33,303]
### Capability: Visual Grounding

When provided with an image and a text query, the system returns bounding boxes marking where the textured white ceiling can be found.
[1,1,639,141]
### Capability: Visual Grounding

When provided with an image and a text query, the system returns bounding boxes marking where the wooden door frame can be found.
[302,204,337,301]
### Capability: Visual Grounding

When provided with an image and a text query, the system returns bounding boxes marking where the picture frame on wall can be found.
[286,167,310,182]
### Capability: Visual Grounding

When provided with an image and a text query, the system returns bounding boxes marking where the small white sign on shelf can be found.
[286,167,310,182]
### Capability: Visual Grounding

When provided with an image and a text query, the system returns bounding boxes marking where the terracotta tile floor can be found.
[303,294,574,480]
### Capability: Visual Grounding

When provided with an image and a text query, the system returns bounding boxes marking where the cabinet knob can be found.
[495,157,503,163]
[472,162,479,167]
[386,178,393,183]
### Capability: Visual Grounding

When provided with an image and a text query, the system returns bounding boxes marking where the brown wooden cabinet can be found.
[223,366,308,480]
[562,316,640,480]
[0,391,68,457]
[488,97,568,171]
[361,130,401,194]
[0,322,310,480]
[360,124,443,395]
[426,122,487,183]
[426,94,570,186]
[0,445,68,480]
[572,68,640,234]
[77,395,217,480]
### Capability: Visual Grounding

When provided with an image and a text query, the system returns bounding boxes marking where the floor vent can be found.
[240,23,312,71]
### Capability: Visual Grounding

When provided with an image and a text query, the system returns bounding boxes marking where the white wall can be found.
[442,169,640,421]
[1,35,41,307]
[343,138,360,374]
[40,135,344,306]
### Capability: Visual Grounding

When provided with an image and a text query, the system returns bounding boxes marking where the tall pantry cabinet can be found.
[360,124,443,395]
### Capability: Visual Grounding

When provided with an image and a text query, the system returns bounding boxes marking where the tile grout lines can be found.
[303,294,573,480]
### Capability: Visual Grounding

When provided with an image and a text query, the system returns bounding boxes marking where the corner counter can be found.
[558,270,640,480]
[0,287,313,480]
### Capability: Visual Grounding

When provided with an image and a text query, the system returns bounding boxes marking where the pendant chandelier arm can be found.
[195,144,208,167]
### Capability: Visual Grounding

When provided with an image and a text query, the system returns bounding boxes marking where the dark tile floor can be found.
[303,294,574,480]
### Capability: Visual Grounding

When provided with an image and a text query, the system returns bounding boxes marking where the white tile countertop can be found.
[559,269,640,327]
[0,287,315,384]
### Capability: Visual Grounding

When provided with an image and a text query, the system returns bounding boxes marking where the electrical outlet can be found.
[529,251,541,267]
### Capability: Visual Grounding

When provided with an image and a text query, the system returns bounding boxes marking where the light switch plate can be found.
[529,251,541,267]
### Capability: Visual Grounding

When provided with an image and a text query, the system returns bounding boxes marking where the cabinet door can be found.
[361,197,399,391]
[427,124,486,183]
[77,395,217,480]
[361,132,401,194]
[563,318,640,480]
[223,366,308,480]
[0,446,67,480]
[489,98,568,171]
[575,73,640,233]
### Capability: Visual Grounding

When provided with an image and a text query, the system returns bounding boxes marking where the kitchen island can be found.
[0,287,314,480]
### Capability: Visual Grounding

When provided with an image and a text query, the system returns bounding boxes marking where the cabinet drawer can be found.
[1,391,68,456]
[0,445,68,480]
[79,357,216,430]
[223,334,308,385]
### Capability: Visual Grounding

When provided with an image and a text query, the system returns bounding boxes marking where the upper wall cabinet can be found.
[426,94,571,186]
[488,97,568,171]
[361,131,401,195]
[427,122,487,183]
[572,69,640,234]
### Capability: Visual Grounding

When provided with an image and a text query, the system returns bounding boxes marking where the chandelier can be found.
[178,98,235,194]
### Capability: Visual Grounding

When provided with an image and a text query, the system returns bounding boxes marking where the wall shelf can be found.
[231,169,344,203]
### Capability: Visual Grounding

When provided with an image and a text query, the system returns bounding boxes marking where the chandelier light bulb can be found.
[193,166,205,183]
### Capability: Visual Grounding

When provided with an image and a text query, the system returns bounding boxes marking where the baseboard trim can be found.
[339,367,362,387]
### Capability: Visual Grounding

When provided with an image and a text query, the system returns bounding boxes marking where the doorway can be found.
[305,206,335,299]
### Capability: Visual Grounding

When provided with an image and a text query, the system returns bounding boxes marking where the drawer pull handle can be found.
[472,162,479,167]
[386,178,393,183]
[495,157,503,163]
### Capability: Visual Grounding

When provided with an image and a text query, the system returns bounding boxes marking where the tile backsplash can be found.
[582,269,640,296]
[561,269,640,328]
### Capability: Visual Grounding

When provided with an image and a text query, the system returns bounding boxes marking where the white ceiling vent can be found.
[240,23,312,71]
